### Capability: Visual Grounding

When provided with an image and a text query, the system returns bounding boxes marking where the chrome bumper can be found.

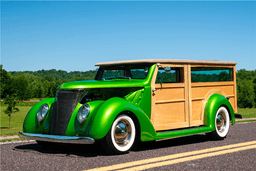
[19,132,95,144]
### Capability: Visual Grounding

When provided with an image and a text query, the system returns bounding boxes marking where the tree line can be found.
[1,65,255,108]
[0,65,97,100]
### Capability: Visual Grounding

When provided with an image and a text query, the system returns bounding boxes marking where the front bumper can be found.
[19,132,95,144]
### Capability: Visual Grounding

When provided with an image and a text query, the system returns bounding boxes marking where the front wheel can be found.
[101,115,137,154]
[208,106,230,140]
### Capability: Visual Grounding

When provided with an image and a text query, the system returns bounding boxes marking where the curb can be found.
[235,118,256,121]
[0,140,35,145]
[0,135,20,140]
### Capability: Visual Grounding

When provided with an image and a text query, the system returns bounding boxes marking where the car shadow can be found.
[14,141,106,157]
[133,134,211,152]
[14,134,212,157]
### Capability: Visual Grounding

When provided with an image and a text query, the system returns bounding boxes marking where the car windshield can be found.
[95,64,151,80]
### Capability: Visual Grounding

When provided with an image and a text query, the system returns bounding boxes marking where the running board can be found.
[155,126,213,141]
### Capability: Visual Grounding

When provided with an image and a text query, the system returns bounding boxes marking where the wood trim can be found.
[191,95,235,102]
[159,64,185,68]
[95,59,237,66]
[191,82,235,87]
[190,120,204,127]
[191,98,205,101]
[154,122,189,131]
[187,65,192,126]
[190,64,235,68]
[155,83,184,89]
[155,99,185,104]
[233,66,237,113]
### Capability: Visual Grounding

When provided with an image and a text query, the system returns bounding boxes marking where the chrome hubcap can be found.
[216,111,226,133]
[114,119,131,147]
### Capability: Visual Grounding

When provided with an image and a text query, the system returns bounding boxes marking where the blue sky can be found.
[1,1,255,72]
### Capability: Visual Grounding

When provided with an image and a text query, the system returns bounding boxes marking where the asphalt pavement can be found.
[1,122,256,171]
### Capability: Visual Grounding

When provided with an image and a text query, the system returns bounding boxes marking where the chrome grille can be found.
[49,89,83,135]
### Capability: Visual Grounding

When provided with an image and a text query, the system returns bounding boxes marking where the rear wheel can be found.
[101,115,137,154]
[208,106,230,140]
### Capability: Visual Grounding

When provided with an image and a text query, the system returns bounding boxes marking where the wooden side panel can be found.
[155,87,185,102]
[191,100,203,121]
[154,102,186,125]
[228,97,236,111]
[151,64,189,131]
[191,85,234,99]
[190,81,235,126]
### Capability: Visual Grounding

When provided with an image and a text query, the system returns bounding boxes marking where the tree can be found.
[237,79,255,108]
[35,82,44,98]
[11,74,31,100]
[3,94,20,128]
[0,65,13,99]
[253,78,256,103]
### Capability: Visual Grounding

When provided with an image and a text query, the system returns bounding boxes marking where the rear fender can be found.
[204,94,235,130]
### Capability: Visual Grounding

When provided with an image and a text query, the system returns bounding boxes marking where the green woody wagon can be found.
[20,59,237,154]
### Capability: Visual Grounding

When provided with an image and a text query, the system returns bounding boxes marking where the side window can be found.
[191,67,233,82]
[155,67,183,83]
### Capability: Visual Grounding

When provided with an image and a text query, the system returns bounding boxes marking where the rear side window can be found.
[191,67,233,82]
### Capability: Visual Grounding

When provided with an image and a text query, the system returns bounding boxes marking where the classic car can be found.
[19,59,237,154]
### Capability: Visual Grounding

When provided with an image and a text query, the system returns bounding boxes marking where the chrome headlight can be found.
[37,104,49,122]
[77,104,90,124]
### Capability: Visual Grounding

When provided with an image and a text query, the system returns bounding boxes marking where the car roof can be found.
[95,59,237,66]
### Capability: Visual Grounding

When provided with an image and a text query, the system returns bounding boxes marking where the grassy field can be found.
[0,106,31,135]
[1,105,256,136]
[237,108,256,118]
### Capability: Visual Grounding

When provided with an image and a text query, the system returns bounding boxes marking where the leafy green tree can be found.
[237,79,255,108]
[48,81,57,97]
[44,75,55,82]
[0,65,13,99]
[253,78,256,103]
[43,80,50,97]
[11,74,31,100]
[35,82,44,98]
[3,94,20,128]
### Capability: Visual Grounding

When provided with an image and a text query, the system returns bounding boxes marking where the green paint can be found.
[204,93,235,128]
[23,98,55,133]
[87,97,156,141]
[156,126,212,140]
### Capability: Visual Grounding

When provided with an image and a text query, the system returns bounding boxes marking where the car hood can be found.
[59,80,146,89]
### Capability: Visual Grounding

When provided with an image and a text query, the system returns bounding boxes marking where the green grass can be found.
[236,108,256,118]
[0,106,31,135]
[0,101,38,107]
[0,138,27,142]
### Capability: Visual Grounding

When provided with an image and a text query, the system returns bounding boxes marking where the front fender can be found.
[204,94,235,130]
[23,98,55,133]
[88,97,156,141]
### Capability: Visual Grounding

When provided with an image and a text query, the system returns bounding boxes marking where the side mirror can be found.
[164,67,171,73]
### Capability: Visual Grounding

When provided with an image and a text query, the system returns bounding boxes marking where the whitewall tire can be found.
[208,106,230,140]
[101,115,137,154]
